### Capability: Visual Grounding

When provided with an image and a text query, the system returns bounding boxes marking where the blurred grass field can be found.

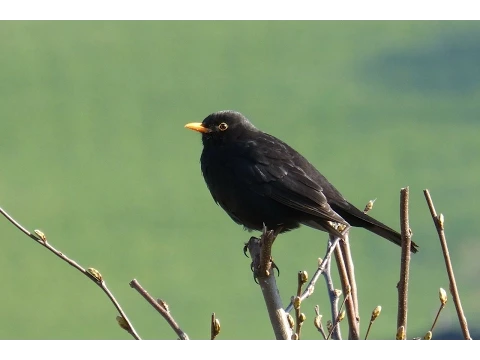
[1,21,479,340]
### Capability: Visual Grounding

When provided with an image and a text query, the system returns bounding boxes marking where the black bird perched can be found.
[185,110,418,253]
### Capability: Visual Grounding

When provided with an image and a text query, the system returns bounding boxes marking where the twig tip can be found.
[371,305,382,321]
[439,288,447,306]
[210,313,221,340]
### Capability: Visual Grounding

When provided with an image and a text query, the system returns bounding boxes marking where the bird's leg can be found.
[244,235,279,276]
[243,236,280,283]
[244,225,282,281]
[262,225,283,277]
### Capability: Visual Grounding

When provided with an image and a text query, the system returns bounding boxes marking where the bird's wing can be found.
[256,162,347,225]
[230,136,347,225]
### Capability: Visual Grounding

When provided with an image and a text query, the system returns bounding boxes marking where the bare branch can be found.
[0,206,141,340]
[285,236,341,313]
[326,307,346,340]
[397,187,412,338]
[423,189,472,340]
[334,243,358,340]
[246,227,292,340]
[338,233,360,339]
[129,279,189,340]
[294,271,308,339]
[322,244,342,340]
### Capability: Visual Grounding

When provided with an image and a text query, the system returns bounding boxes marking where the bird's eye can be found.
[218,122,228,131]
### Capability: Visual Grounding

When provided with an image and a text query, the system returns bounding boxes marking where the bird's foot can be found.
[244,232,280,283]
[249,256,280,283]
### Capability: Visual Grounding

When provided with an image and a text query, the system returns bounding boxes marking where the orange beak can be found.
[184,122,211,133]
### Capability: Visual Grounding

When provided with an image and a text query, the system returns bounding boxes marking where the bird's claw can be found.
[271,259,280,277]
[243,243,250,258]
[249,256,280,283]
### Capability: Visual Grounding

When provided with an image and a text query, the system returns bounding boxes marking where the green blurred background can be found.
[1,21,479,340]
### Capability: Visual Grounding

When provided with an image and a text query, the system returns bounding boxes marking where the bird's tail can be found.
[333,203,419,253]
[363,220,419,253]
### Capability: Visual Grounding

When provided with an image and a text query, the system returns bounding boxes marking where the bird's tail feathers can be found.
[334,203,419,253]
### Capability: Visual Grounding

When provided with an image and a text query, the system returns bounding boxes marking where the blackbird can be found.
[185,110,418,253]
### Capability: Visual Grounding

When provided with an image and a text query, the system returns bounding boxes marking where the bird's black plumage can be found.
[185,110,418,253]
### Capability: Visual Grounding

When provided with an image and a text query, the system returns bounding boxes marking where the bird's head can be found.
[185,110,257,146]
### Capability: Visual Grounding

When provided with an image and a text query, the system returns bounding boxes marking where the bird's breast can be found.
[199,147,248,225]
[200,147,240,200]
[198,144,301,232]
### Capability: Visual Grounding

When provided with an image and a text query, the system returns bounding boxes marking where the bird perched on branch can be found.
[185,110,418,253]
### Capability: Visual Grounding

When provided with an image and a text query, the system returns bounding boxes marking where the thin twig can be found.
[326,294,348,340]
[294,275,302,338]
[364,305,382,340]
[423,189,471,340]
[285,237,341,313]
[246,227,292,340]
[294,271,308,339]
[430,288,447,335]
[313,305,327,339]
[334,242,358,340]
[0,206,141,340]
[129,279,189,340]
[322,243,342,340]
[338,233,360,339]
[430,306,443,335]
[210,313,221,340]
[397,187,412,339]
